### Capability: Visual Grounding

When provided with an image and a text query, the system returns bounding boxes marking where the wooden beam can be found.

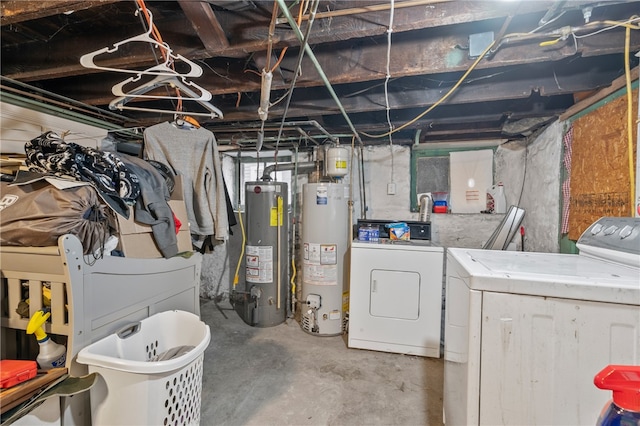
[0,1,120,25]
[40,27,637,107]
[256,66,617,121]
[1,1,569,81]
[559,66,639,120]
[177,0,229,53]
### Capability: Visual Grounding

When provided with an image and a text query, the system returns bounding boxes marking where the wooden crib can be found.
[0,234,202,423]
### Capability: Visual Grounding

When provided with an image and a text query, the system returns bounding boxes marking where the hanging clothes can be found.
[142,121,229,240]
[118,154,179,259]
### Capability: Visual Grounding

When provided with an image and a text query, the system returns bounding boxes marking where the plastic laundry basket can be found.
[77,310,211,426]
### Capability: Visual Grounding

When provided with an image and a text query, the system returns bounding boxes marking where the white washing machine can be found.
[443,217,640,425]
[348,240,444,357]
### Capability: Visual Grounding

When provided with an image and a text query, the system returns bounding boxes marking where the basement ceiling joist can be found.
[2,0,639,148]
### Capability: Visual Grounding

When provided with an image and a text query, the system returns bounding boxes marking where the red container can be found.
[433,205,448,213]
[0,360,38,389]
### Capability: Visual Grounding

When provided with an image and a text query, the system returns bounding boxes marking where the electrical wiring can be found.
[264,0,307,74]
[360,38,496,139]
[541,17,640,47]
[540,17,640,47]
[264,2,279,73]
[134,0,183,111]
[269,1,307,73]
[289,143,299,316]
[273,0,320,166]
[623,25,636,216]
[232,151,246,290]
[529,10,566,34]
[573,17,640,39]
[196,59,232,81]
[269,87,293,107]
[361,16,640,140]
[384,0,395,186]
[516,141,528,208]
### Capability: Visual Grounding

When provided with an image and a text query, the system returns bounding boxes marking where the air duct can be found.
[261,162,317,181]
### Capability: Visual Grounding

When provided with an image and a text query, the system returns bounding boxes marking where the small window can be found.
[410,142,501,211]
[238,158,292,209]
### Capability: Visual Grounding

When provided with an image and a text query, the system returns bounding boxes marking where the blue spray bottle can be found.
[594,365,640,426]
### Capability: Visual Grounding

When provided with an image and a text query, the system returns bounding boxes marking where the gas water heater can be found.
[238,181,289,327]
[301,182,350,336]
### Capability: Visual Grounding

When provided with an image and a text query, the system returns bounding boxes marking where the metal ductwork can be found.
[261,162,318,181]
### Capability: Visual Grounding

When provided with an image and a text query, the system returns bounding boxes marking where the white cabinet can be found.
[348,241,444,357]
[444,245,640,426]
[479,291,640,426]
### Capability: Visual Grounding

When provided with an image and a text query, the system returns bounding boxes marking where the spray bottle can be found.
[26,310,66,370]
[594,365,640,426]
[486,182,506,214]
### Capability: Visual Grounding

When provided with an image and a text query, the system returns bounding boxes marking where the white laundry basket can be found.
[77,310,211,426]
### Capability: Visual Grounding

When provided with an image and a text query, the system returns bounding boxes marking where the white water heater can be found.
[301,182,350,336]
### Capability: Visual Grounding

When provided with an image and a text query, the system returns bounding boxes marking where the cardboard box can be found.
[388,222,410,240]
[116,176,192,258]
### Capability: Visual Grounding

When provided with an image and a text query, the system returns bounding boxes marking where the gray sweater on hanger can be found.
[143,121,229,240]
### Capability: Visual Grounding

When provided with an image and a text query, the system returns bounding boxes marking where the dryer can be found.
[443,217,640,425]
[348,240,444,357]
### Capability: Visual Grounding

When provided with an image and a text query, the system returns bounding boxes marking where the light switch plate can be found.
[387,183,396,195]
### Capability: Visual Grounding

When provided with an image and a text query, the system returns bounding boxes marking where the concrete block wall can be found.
[204,122,565,298]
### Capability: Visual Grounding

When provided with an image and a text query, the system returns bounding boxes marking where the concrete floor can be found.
[199,299,444,426]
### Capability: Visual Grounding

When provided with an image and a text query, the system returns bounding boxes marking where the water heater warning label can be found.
[245,245,273,283]
[303,243,337,285]
[270,196,284,226]
[320,244,337,264]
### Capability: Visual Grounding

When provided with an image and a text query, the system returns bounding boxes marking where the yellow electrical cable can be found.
[601,19,640,30]
[233,199,246,289]
[624,25,636,216]
[290,255,296,301]
[539,38,562,47]
[361,17,640,140]
[360,39,496,138]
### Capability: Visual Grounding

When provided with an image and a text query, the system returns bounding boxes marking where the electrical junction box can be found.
[306,294,321,309]
[387,183,396,195]
[469,31,494,58]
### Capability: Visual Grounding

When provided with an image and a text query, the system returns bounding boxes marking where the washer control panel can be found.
[577,217,640,265]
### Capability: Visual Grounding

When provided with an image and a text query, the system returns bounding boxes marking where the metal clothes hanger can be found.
[79,10,203,78]
[109,74,223,119]
[111,72,213,101]
[111,104,223,119]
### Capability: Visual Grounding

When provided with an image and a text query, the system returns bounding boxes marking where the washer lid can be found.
[447,248,640,305]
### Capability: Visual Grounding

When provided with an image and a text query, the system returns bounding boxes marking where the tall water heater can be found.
[301,182,350,335]
[241,181,289,327]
